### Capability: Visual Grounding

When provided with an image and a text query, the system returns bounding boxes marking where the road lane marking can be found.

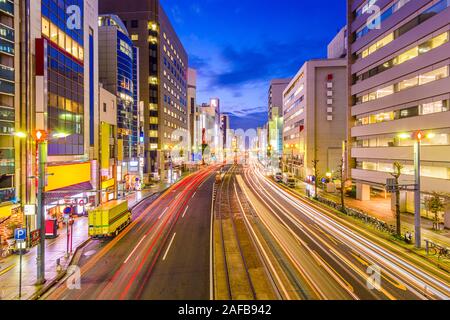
[175,193,182,200]
[159,207,169,220]
[0,264,16,277]
[182,206,189,218]
[192,191,197,198]
[162,233,177,261]
[124,235,147,264]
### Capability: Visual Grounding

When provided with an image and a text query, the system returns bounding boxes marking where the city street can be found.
[42,166,218,300]
[237,161,450,300]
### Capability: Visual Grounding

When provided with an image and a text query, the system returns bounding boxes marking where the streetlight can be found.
[398,130,432,249]
[15,129,66,284]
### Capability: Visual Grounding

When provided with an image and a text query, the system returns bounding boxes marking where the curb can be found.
[29,237,91,300]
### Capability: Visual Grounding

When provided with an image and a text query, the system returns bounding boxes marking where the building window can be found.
[131,34,139,41]
[103,103,107,112]
[131,20,139,28]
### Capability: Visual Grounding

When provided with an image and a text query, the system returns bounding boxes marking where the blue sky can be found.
[160,0,346,129]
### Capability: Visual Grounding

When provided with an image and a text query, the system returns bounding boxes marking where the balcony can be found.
[0,79,14,95]
[0,38,13,55]
[0,0,14,17]
[351,145,450,163]
[0,24,14,42]
[0,64,13,81]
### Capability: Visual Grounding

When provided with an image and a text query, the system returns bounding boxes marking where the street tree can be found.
[424,193,445,231]
[336,158,348,213]
[312,159,319,200]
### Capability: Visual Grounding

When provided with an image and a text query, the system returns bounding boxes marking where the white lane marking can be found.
[159,207,169,220]
[182,206,189,218]
[162,233,177,261]
[191,191,197,199]
[124,235,147,264]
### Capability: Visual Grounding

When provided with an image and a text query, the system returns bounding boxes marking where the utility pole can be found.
[390,162,403,237]
[36,139,47,285]
[414,133,422,249]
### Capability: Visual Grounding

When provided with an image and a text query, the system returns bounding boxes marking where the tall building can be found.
[99,0,188,182]
[347,0,450,214]
[23,0,99,226]
[221,114,230,160]
[187,67,200,162]
[0,0,20,240]
[98,14,141,192]
[97,84,117,203]
[282,59,347,180]
[199,99,222,162]
[268,78,290,169]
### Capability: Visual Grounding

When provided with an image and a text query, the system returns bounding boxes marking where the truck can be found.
[283,173,296,188]
[88,200,131,238]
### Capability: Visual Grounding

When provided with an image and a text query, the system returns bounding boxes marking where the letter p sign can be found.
[14,228,27,241]
[67,5,81,30]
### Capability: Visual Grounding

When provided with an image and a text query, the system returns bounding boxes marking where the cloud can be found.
[225,111,268,130]
[209,38,326,89]
[170,5,184,24]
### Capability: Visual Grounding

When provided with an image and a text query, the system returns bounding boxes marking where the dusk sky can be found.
[160,0,346,129]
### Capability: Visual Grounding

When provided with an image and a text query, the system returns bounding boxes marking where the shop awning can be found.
[44,181,94,205]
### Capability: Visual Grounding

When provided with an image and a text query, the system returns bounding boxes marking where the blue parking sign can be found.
[14,228,27,241]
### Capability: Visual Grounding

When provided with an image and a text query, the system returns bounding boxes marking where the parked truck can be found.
[88,200,131,238]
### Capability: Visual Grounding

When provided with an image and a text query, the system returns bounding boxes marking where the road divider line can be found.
[159,207,169,220]
[124,235,147,264]
[182,206,189,218]
[192,191,197,199]
[162,233,177,261]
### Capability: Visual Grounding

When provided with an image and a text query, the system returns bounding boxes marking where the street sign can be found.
[14,228,27,241]
[24,204,36,216]
[30,230,41,247]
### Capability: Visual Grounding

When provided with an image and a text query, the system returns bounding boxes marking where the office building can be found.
[347,0,450,214]
[98,14,141,192]
[268,79,290,169]
[23,0,99,224]
[0,0,20,240]
[283,58,347,180]
[99,0,188,182]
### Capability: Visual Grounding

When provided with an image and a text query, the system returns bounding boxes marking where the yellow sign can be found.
[0,204,21,219]
[46,162,91,191]
[101,178,115,190]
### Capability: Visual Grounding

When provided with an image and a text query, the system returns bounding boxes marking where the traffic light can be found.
[32,129,48,142]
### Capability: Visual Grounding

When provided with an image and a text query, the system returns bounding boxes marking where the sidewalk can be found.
[293,181,450,248]
[0,183,168,300]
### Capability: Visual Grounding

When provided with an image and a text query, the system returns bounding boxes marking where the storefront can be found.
[43,162,95,227]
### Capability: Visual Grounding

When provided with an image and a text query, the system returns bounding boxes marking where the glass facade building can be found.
[98,15,138,160]
[41,0,85,155]
[0,0,16,203]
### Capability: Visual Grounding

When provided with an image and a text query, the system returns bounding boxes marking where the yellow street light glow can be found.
[14,131,27,138]
[427,133,435,139]
[53,132,70,139]
[398,133,410,140]
[326,172,332,178]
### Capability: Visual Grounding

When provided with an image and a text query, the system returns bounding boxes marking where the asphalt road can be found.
[44,167,217,300]
[241,161,450,300]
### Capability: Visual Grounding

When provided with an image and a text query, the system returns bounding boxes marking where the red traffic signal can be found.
[32,129,48,142]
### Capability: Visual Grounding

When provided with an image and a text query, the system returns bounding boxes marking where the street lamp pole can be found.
[36,139,47,284]
[414,135,421,249]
